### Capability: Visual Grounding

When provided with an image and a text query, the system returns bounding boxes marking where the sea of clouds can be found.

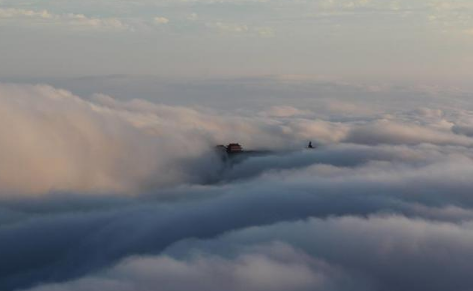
[2,82,473,291]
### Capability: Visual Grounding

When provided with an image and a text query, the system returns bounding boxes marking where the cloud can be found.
[18,215,473,291]
[206,22,274,37]
[2,83,473,291]
[0,84,222,195]
[344,120,472,146]
[165,215,473,291]
[154,16,169,24]
[259,106,309,118]
[187,13,198,21]
[0,8,130,31]
[426,0,473,36]
[3,135,473,290]
[0,8,53,19]
[24,243,342,291]
[209,22,249,33]
[2,83,473,196]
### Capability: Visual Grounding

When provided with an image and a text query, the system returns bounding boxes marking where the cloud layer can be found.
[1,83,473,291]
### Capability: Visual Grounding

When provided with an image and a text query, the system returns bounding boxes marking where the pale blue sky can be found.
[1,0,472,88]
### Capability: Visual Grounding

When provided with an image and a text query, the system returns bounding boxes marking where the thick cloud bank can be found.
[2,83,473,291]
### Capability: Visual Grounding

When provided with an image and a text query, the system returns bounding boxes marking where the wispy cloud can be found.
[206,21,274,37]
[0,8,131,30]
[154,16,169,25]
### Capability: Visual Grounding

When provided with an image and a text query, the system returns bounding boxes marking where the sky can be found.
[1,0,473,88]
[2,1,473,291]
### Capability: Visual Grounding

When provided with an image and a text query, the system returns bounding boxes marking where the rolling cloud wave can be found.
[1,83,473,291]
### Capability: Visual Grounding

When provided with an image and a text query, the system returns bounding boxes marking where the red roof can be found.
[227,143,243,153]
